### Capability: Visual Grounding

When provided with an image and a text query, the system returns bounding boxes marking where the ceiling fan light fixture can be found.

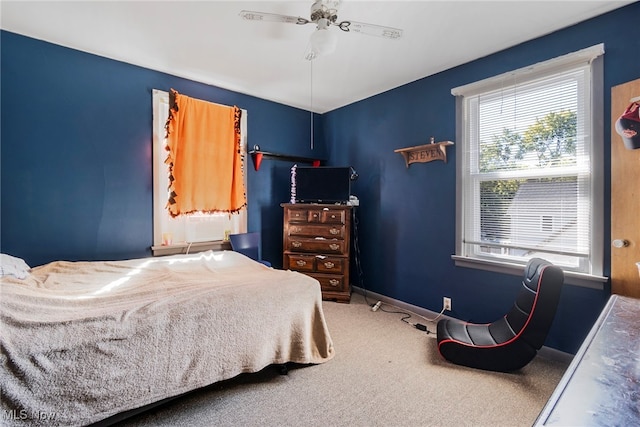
[309,22,337,57]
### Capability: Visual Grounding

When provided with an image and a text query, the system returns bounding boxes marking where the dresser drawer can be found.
[286,209,308,223]
[285,254,316,272]
[285,254,345,275]
[316,256,345,274]
[288,224,345,239]
[309,273,346,292]
[307,210,322,223]
[321,209,346,224]
[287,238,345,254]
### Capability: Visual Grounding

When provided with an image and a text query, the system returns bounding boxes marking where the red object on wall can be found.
[253,152,264,170]
[615,101,640,150]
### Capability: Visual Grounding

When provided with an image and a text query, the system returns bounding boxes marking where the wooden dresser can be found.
[281,203,352,303]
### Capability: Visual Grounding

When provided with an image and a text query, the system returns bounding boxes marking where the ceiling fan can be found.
[239,0,403,60]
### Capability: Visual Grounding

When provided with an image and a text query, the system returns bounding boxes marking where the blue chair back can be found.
[229,232,270,266]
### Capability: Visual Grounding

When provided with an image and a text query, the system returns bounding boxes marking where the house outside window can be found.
[541,215,553,233]
[452,45,606,286]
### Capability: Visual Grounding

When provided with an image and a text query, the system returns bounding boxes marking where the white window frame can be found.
[451,45,607,288]
[151,89,247,256]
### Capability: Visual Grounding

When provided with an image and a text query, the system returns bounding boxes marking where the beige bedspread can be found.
[0,251,334,426]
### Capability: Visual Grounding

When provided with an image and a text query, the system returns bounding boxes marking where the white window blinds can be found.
[453,44,604,276]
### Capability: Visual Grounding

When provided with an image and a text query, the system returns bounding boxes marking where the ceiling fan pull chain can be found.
[310,59,314,150]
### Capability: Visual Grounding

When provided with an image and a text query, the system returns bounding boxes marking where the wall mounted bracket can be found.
[248,145,323,171]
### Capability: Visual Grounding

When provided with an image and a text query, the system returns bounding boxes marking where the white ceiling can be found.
[1,1,634,113]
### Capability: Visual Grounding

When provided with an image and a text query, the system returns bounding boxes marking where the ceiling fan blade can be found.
[336,20,403,39]
[239,10,310,26]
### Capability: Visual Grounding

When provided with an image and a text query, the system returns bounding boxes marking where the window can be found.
[452,45,606,285]
[152,90,247,253]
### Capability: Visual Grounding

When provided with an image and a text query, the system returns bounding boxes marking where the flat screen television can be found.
[294,166,352,204]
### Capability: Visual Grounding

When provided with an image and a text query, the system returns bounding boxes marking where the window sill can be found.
[152,240,232,257]
[451,255,608,290]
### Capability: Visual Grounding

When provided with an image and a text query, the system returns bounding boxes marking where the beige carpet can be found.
[121,292,569,427]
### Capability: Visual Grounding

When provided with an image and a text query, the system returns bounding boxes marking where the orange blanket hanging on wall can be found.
[165,89,246,217]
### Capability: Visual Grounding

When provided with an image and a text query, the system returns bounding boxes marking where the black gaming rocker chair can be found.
[436,258,564,372]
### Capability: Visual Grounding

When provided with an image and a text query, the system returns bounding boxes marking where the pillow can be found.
[0,253,31,279]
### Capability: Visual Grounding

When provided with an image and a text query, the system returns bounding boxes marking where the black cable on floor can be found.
[351,207,437,335]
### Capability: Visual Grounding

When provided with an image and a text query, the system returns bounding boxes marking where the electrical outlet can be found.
[443,297,452,311]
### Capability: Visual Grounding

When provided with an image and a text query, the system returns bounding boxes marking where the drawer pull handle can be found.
[329,279,339,286]
[329,228,340,235]
[324,261,335,269]
[331,214,337,219]
[296,260,307,267]
[329,244,340,251]
[291,241,302,248]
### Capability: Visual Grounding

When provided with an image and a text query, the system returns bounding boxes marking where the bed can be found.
[0,250,335,426]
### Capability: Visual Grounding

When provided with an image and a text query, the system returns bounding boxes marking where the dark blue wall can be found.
[323,2,640,354]
[1,31,325,267]
[2,3,639,354]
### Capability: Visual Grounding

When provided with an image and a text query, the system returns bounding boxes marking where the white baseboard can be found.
[352,286,453,323]
[352,286,574,364]
[537,346,574,364]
